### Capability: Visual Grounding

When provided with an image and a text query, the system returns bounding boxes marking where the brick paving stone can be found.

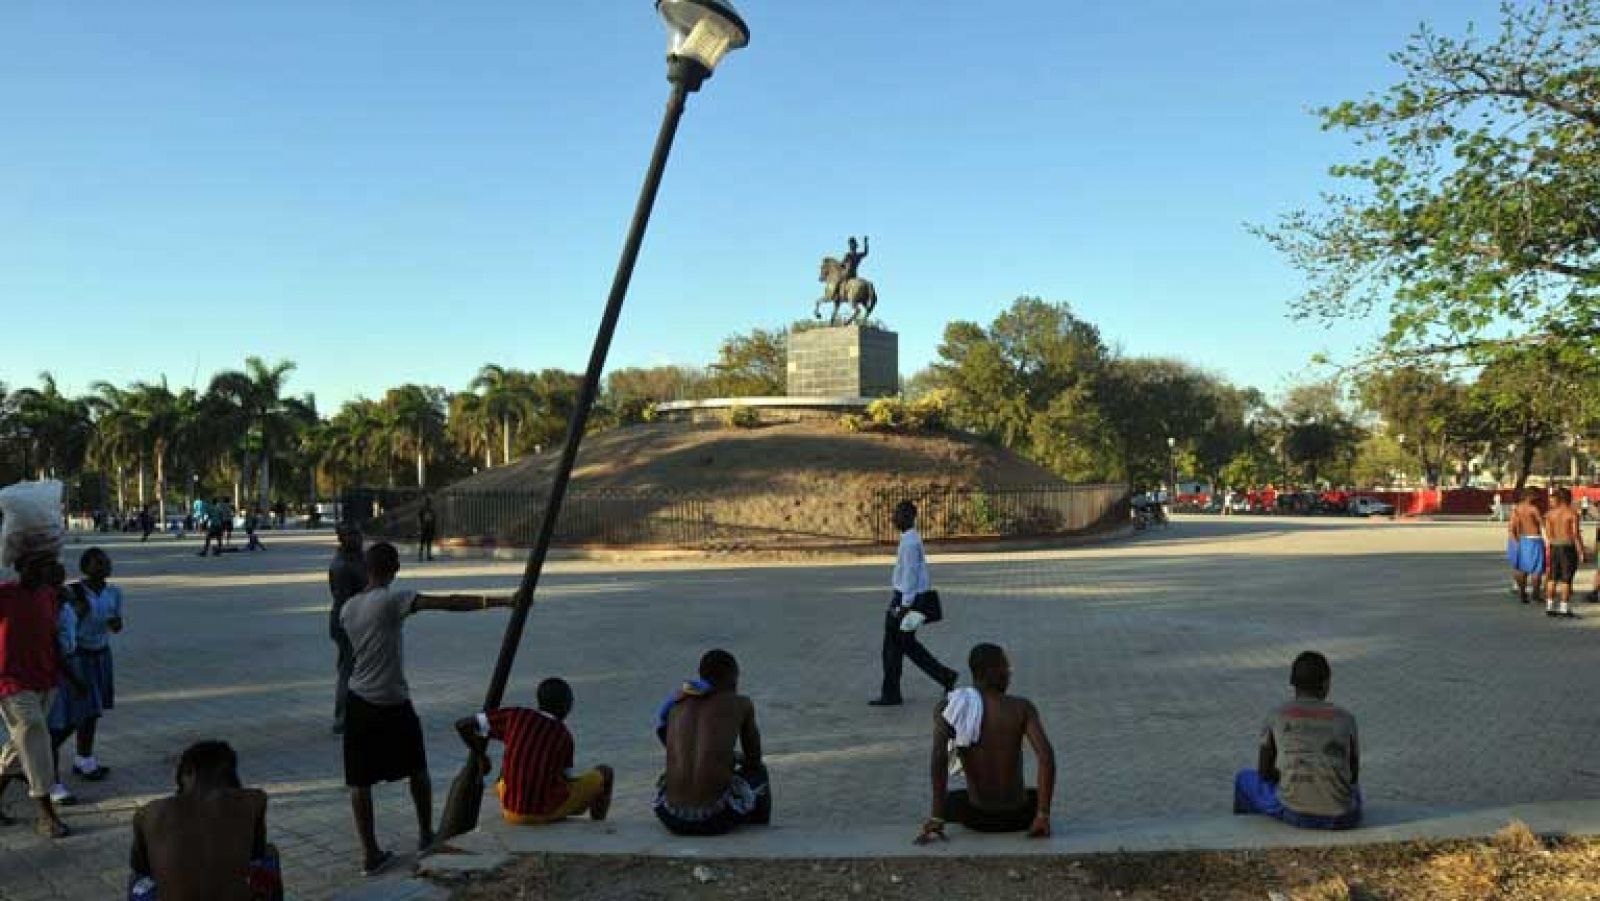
[2,518,1595,898]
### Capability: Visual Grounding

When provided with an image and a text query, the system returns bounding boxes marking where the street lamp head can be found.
[1167,436,1176,449]
[657,0,749,88]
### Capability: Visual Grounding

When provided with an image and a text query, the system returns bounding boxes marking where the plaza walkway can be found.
[2,517,1596,899]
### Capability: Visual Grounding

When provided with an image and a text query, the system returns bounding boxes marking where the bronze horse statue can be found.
[814,257,878,325]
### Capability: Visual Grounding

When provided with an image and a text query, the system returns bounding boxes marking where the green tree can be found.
[447,391,496,471]
[10,373,91,480]
[1355,367,1467,486]
[1098,358,1221,488]
[702,328,786,397]
[1459,344,1600,490]
[602,366,704,425]
[383,385,447,488]
[1262,1,1600,361]
[471,364,532,467]
[929,298,1117,481]
[208,358,312,509]
[84,382,144,512]
[1279,381,1364,486]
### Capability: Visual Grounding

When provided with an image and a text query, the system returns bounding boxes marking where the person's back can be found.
[663,692,749,808]
[131,740,276,901]
[1234,651,1360,830]
[960,693,1032,811]
[917,643,1054,843]
[1264,697,1358,818]
[133,788,266,901]
[654,649,770,836]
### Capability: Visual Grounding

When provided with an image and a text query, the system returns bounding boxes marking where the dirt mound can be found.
[454,421,1063,496]
[435,422,1109,547]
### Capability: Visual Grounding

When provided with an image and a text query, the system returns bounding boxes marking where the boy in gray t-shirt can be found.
[339,542,514,875]
[1233,651,1361,829]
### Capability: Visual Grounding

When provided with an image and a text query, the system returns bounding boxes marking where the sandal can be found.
[361,849,393,876]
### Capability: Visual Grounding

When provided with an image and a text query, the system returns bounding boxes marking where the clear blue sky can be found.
[1,0,1503,411]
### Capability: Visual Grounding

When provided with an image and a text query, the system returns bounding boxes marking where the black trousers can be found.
[880,609,953,702]
[332,627,354,728]
[418,529,435,561]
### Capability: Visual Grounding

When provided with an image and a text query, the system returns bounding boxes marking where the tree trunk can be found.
[116,463,126,512]
[484,431,492,470]
[1514,439,1536,493]
[502,416,511,466]
[260,444,272,511]
[155,451,168,526]
[137,463,147,508]
[416,431,426,488]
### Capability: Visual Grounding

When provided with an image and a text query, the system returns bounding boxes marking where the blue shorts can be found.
[1233,769,1361,830]
[1508,537,1546,575]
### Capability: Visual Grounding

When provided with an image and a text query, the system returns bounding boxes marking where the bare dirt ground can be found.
[435,422,1090,544]
[439,823,1600,901]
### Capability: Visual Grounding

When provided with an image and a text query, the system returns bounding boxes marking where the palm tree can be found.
[324,399,387,490]
[384,385,446,487]
[86,382,141,512]
[11,373,91,479]
[127,380,197,525]
[471,364,533,467]
[447,391,495,471]
[208,357,311,509]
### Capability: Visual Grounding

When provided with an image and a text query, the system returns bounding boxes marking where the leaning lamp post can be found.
[477,1,750,727]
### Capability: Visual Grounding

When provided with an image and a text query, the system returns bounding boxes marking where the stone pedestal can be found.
[787,325,899,398]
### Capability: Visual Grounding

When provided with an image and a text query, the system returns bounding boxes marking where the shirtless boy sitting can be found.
[654,649,771,836]
[916,643,1056,844]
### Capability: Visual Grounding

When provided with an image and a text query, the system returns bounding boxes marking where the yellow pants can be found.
[498,769,607,825]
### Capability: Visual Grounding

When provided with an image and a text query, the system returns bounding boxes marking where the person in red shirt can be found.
[0,550,71,837]
[455,678,613,824]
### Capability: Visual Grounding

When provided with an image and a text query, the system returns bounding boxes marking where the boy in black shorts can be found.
[1545,487,1586,619]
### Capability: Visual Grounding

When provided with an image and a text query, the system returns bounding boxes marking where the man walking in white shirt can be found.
[871,501,957,706]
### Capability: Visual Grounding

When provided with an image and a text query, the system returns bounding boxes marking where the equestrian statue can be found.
[814,235,879,326]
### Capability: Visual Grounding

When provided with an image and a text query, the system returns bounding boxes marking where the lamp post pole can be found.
[479,1,749,715]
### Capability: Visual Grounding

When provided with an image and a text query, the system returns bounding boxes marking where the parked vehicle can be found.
[1348,496,1395,517]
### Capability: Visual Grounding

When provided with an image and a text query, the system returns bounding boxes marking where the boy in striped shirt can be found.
[457,678,613,824]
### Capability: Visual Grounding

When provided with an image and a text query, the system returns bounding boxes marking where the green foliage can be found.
[1261,0,1600,362]
[722,404,761,429]
[702,328,786,397]
[837,413,868,433]
[1458,343,1600,490]
[1354,367,1467,485]
[928,297,1118,481]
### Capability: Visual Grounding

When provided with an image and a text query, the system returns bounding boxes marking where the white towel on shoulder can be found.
[943,687,983,748]
[942,687,983,777]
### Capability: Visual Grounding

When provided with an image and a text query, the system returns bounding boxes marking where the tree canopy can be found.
[1263,0,1600,363]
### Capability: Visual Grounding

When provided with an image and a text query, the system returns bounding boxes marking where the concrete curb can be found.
[411,798,1600,881]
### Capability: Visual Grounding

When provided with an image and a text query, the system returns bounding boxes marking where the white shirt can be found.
[891,528,930,607]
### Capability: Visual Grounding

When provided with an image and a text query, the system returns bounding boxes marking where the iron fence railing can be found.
[868,483,1129,543]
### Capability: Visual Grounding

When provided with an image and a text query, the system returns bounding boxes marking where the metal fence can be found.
[867,483,1128,543]
[353,482,1128,549]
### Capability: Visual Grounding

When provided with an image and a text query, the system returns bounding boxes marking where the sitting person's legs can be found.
[1234,770,1361,830]
[654,765,771,836]
[1233,768,1284,817]
[498,766,613,825]
[945,789,1037,833]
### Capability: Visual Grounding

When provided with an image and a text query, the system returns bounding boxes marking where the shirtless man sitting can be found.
[916,643,1056,844]
[654,649,771,836]
[1544,487,1587,619]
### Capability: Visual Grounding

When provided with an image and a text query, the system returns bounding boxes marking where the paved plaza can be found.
[4,517,1600,898]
